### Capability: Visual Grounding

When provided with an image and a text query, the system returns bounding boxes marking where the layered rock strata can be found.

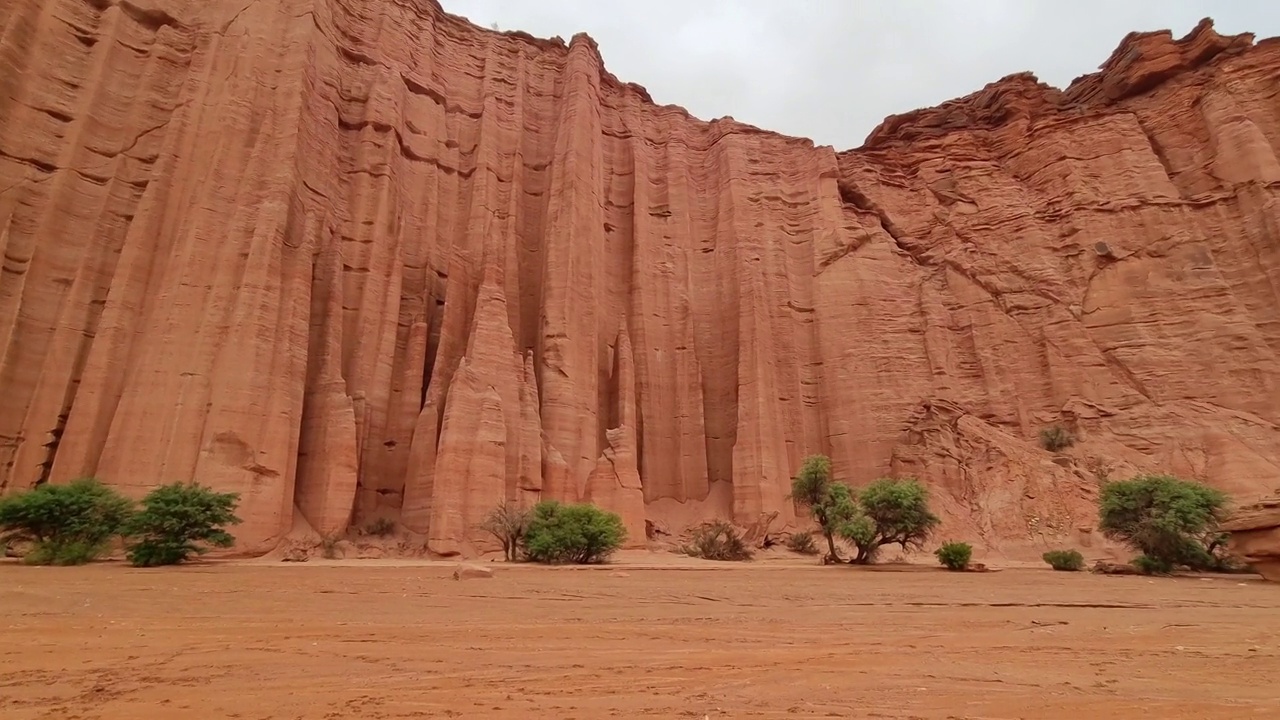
[0,1,1276,556]
[1224,498,1280,581]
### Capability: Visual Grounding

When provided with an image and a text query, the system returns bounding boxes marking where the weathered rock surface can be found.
[0,3,1277,557]
[1223,497,1280,581]
[452,564,494,580]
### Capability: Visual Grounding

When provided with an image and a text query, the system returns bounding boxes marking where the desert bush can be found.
[522,501,626,564]
[935,541,973,571]
[479,502,533,561]
[1098,474,1229,572]
[790,455,862,563]
[1039,425,1074,452]
[684,521,752,561]
[365,517,396,537]
[0,478,133,565]
[1132,554,1172,575]
[1042,549,1085,571]
[124,483,240,567]
[320,534,340,559]
[785,531,819,555]
[840,477,941,564]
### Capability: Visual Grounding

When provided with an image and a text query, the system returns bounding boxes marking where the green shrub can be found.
[522,501,625,564]
[684,521,752,561]
[1039,425,1074,452]
[935,541,973,571]
[0,478,133,565]
[1098,474,1228,572]
[841,477,941,564]
[23,540,105,566]
[791,455,861,563]
[1042,549,1085,571]
[478,502,532,561]
[785,531,819,555]
[1132,555,1172,575]
[124,483,240,567]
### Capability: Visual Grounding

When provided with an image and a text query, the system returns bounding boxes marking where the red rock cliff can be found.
[1,2,1277,556]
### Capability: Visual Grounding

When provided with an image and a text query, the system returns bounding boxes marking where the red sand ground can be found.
[2,556,1278,719]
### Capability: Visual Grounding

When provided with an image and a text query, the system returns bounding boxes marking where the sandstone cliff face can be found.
[0,2,1276,557]
[1224,497,1280,581]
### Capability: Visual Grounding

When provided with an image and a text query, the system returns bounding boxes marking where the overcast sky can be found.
[440,1,1280,149]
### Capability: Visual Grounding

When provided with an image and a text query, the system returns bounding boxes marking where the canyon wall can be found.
[0,0,1277,557]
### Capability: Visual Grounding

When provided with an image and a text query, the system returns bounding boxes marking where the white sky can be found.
[440,0,1280,149]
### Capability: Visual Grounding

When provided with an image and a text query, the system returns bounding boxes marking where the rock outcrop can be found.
[1223,497,1280,581]
[0,2,1277,557]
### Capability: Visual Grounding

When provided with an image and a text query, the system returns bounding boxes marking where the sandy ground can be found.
[2,556,1278,719]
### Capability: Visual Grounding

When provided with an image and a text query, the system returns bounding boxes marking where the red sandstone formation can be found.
[1224,497,1280,581]
[0,2,1276,558]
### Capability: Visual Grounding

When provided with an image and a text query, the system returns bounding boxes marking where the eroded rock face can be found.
[0,3,1276,557]
[1223,498,1280,581]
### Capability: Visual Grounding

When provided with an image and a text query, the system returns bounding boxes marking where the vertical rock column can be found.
[538,36,607,498]
[294,240,360,535]
[626,126,712,505]
[584,326,648,546]
[426,265,524,555]
[717,134,795,525]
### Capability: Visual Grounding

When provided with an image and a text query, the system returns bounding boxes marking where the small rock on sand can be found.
[453,564,494,580]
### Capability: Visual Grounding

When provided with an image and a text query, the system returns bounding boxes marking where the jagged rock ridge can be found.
[0,1,1276,557]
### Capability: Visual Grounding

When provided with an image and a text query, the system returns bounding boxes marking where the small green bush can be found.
[124,483,240,567]
[935,541,973,571]
[1042,549,1085,571]
[1039,425,1074,452]
[785,531,819,555]
[1133,555,1172,575]
[0,478,133,565]
[23,540,104,566]
[522,501,626,564]
[684,521,752,561]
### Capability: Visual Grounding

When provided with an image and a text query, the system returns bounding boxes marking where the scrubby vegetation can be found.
[364,517,396,537]
[320,534,340,559]
[479,502,533,561]
[790,456,941,565]
[790,455,857,563]
[0,478,133,565]
[1039,425,1074,452]
[1042,549,1085,571]
[522,501,626,564]
[684,521,752,561]
[1098,473,1232,574]
[124,483,241,567]
[841,477,940,564]
[935,542,973,571]
[1132,555,1172,575]
[1,479,242,567]
[784,531,819,555]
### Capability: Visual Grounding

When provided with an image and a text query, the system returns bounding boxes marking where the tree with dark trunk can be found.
[839,477,940,564]
[790,455,861,564]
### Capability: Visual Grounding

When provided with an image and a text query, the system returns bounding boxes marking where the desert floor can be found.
[2,554,1278,719]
